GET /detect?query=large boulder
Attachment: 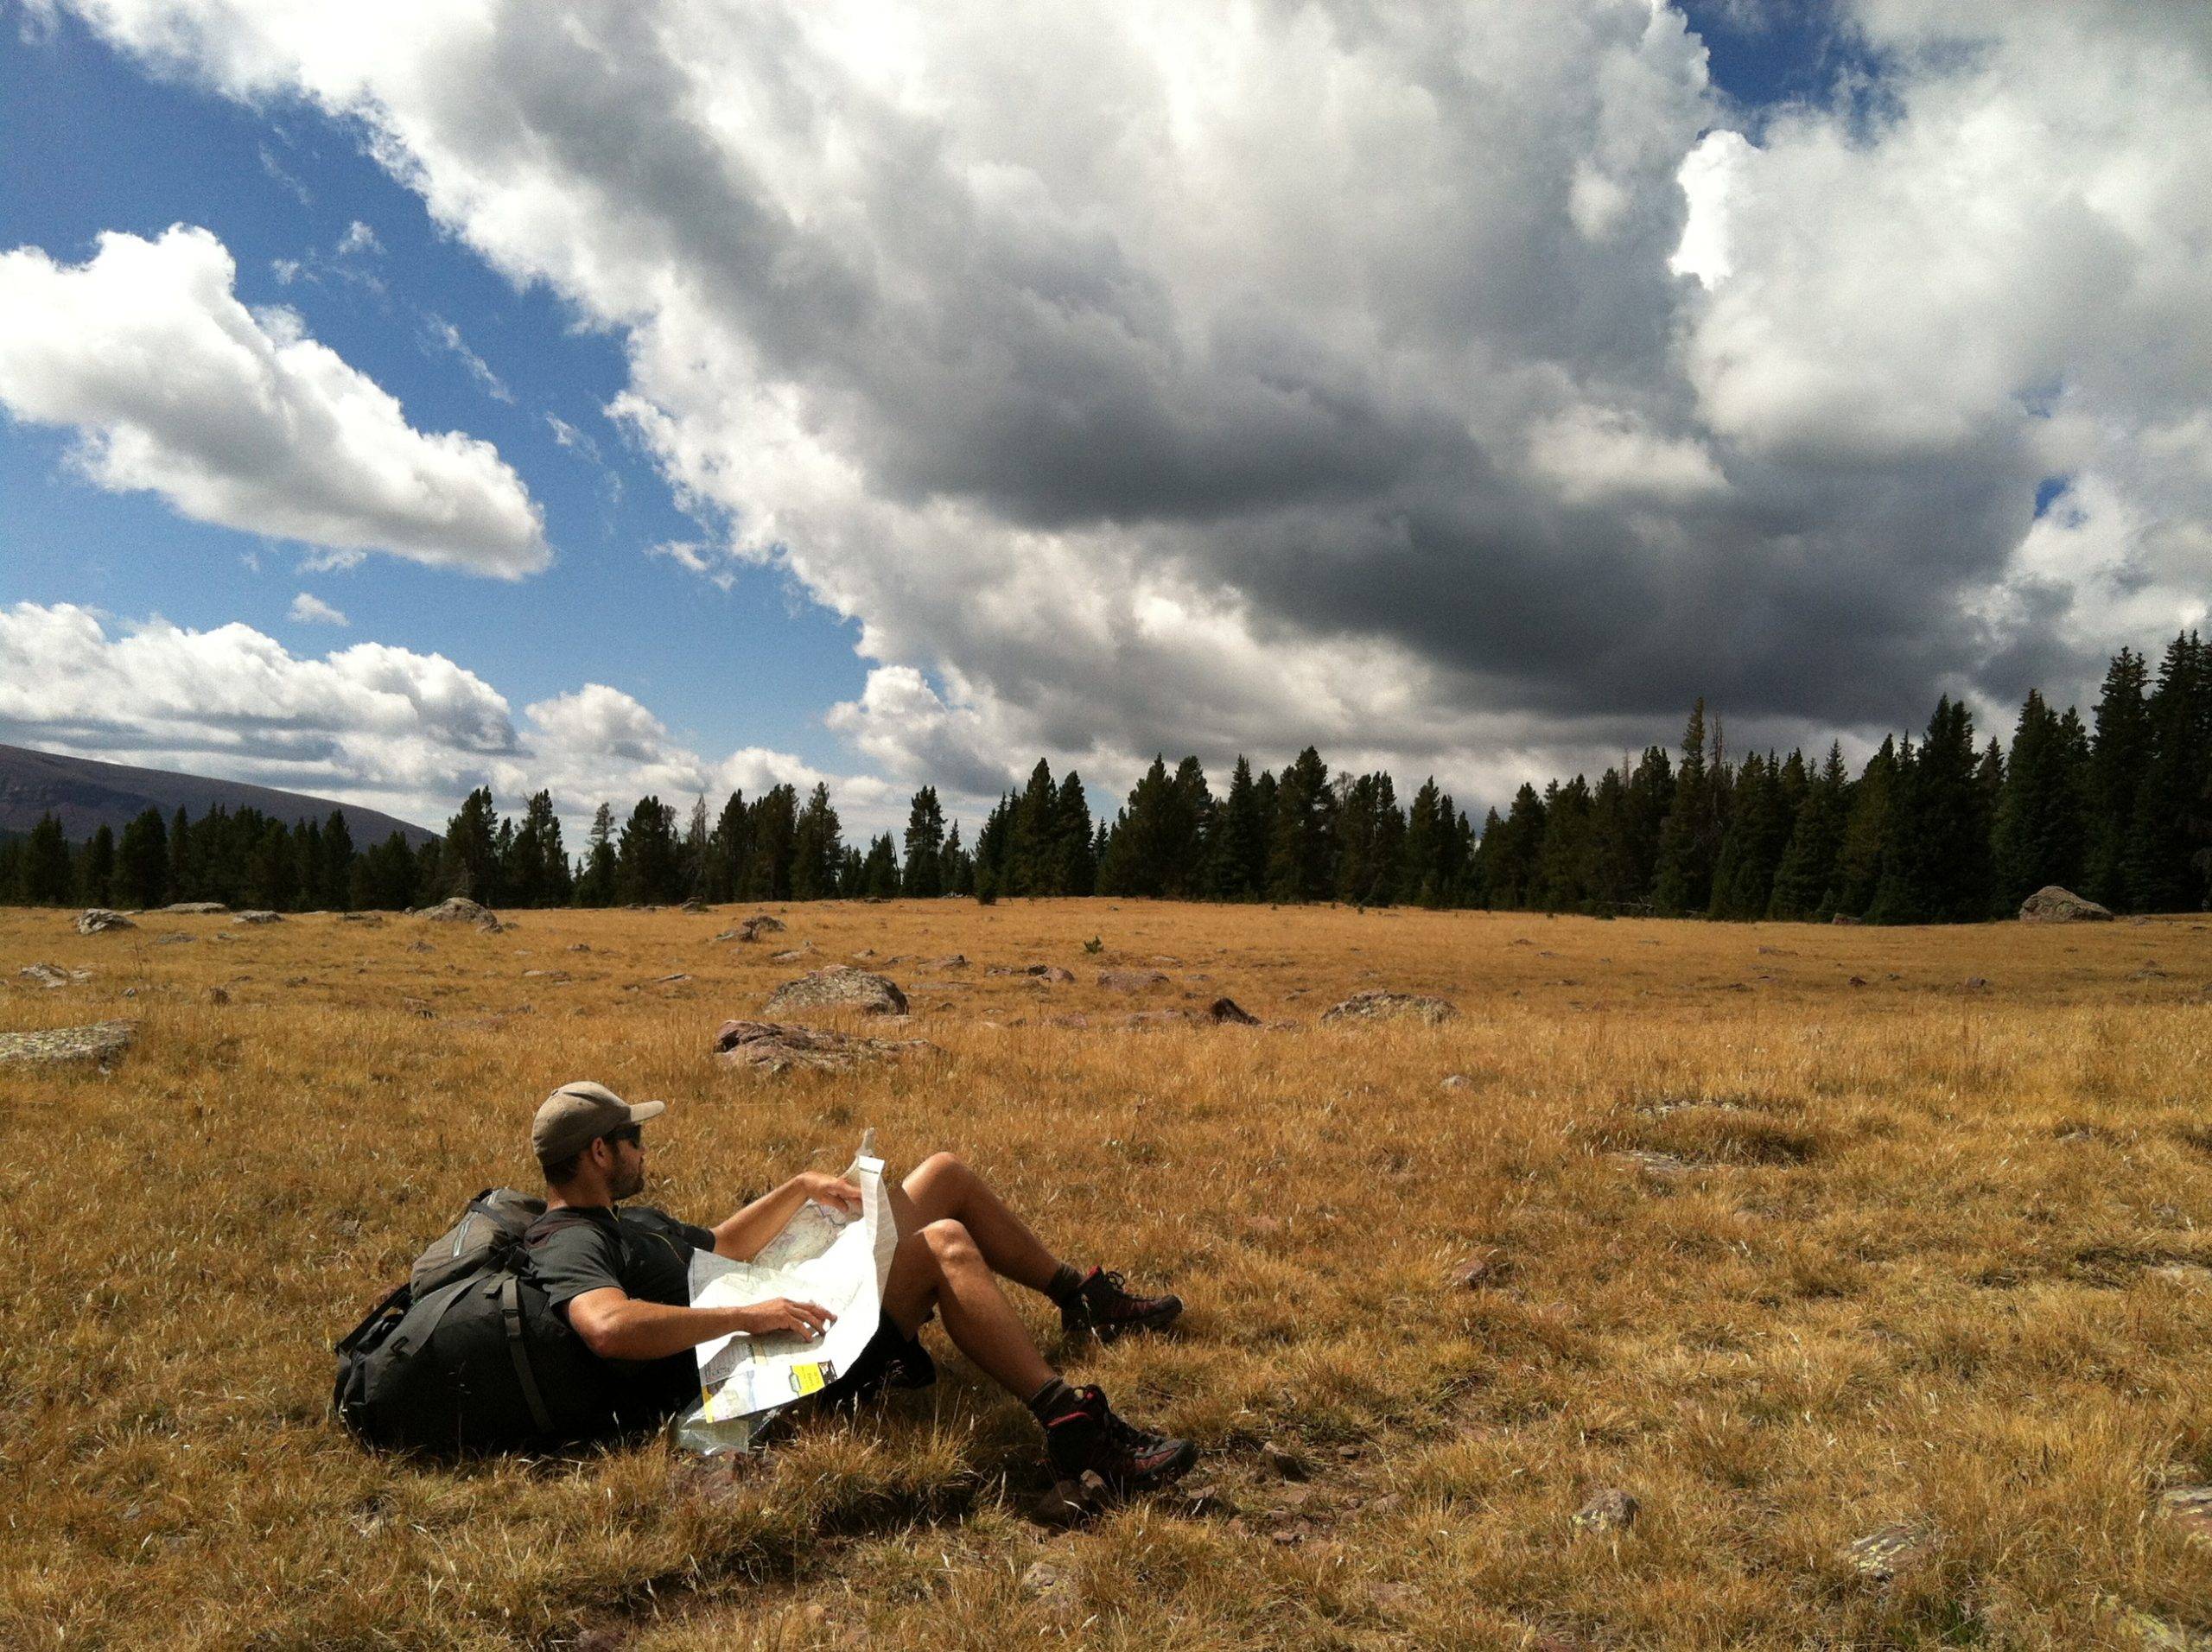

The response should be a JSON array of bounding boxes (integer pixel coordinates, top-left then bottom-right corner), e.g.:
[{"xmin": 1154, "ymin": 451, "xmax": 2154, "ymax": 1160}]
[
  {"xmin": 0, "ymin": 1020, "xmax": 134, "ymax": 1067},
  {"xmin": 232, "ymin": 910, "xmax": 283, "ymax": 925},
  {"xmin": 418, "ymin": 896, "xmax": 504, "ymax": 932},
  {"xmin": 1320, "ymin": 988, "xmax": 1459, "ymax": 1026},
  {"xmin": 156, "ymin": 901, "xmax": 228, "ymax": 915},
  {"xmin": 76, "ymin": 909, "xmax": 134, "ymax": 935},
  {"xmin": 714, "ymin": 1018, "xmax": 938, "ymax": 1074},
  {"xmin": 19, "ymin": 963, "xmax": 88, "ymax": 988},
  {"xmin": 734, "ymin": 913, "xmax": 787, "ymax": 943},
  {"xmin": 762, "ymin": 964, "xmax": 908, "ymax": 1017},
  {"xmin": 2019, "ymin": 885, "xmax": 2113, "ymax": 923}
]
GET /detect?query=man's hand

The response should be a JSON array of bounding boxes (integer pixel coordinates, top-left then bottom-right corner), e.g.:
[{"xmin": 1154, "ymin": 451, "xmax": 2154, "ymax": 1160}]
[
  {"xmin": 793, "ymin": 1172, "xmax": 863, "ymax": 1216},
  {"xmin": 735, "ymin": 1297, "xmax": 836, "ymax": 1340}
]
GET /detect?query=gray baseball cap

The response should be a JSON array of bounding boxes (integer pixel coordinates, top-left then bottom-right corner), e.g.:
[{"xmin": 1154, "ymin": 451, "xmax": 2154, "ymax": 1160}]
[{"xmin": 531, "ymin": 1080, "xmax": 667, "ymax": 1161}]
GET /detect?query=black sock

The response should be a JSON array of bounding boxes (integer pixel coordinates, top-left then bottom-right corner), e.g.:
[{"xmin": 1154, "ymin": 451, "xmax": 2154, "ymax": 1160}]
[
  {"xmin": 1045, "ymin": 1262, "xmax": 1084, "ymax": 1305},
  {"xmin": 1027, "ymin": 1376, "xmax": 1076, "ymax": 1423}
]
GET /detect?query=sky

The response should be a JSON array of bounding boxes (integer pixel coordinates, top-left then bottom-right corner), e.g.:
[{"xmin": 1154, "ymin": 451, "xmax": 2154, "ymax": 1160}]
[{"xmin": 2, "ymin": 0, "xmax": 2208, "ymax": 842}]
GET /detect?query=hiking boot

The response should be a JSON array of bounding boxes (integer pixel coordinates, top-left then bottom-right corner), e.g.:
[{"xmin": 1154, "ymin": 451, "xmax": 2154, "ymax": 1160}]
[
  {"xmin": 1041, "ymin": 1384, "xmax": 1198, "ymax": 1491},
  {"xmin": 1060, "ymin": 1267, "xmax": 1183, "ymax": 1344}
]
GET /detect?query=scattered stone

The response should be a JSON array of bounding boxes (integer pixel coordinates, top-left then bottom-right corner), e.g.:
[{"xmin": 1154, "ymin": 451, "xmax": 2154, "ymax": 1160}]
[
  {"xmin": 0, "ymin": 1020, "xmax": 135, "ymax": 1067},
  {"xmin": 653, "ymin": 973, "xmax": 692, "ymax": 985},
  {"xmin": 1963, "ymin": 976, "xmax": 1991, "ymax": 990},
  {"xmin": 1028, "ymin": 1471, "xmax": 1111, "ymax": 1533},
  {"xmin": 1847, "ymin": 975, "xmax": 1868, "ymax": 987},
  {"xmin": 2161, "ymin": 1485, "xmax": 2212, "ymax": 1542},
  {"xmin": 1320, "ymin": 989, "xmax": 1459, "ymax": 1026},
  {"xmin": 1262, "ymin": 1442, "xmax": 1310, "ymax": 1481},
  {"xmin": 734, "ymin": 913, "xmax": 787, "ymax": 943},
  {"xmin": 679, "ymin": 897, "xmax": 709, "ymax": 913},
  {"xmin": 521, "ymin": 969, "xmax": 569, "ymax": 981},
  {"xmin": 19, "ymin": 963, "xmax": 87, "ymax": 988},
  {"xmin": 1149, "ymin": 954, "xmax": 1184, "ymax": 966},
  {"xmin": 1440, "ymin": 1073, "xmax": 1473, "ymax": 1090},
  {"xmin": 157, "ymin": 901, "xmax": 228, "ymax": 915},
  {"xmin": 568, "ymin": 943, "xmax": 592, "ymax": 953},
  {"xmin": 1098, "ymin": 969, "xmax": 1169, "ymax": 992},
  {"xmin": 2150, "ymin": 1262, "xmax": 2212, "ymax": 1287},
  {"xmin": 769, "ymin": 948, "xmax": 806, "ymax": 963},
  {"xmin": 1179, "ymin": 1479, "xmax": 1240, "ymax": 1520},
  {"xmin": 2132, "ymin": 963, "xmax": 2169, "ymax": 981},
  {"xmin": 1831, "ymin": 914, "xmax": 1862, "ymax": 925},
  {"xmin": 2020, "ymin": 885, "xmax": 2113, "ymax": 922},
  {"xmin": 1123, "ymin": 1007, "xmax": 1200, "ymax": 1030},
  {"xmin": 2107, "ymin": 1604, "xmax": 2212, "ymax": 1651},
  {"xmin": 1045, "ymin": 1013, "xmax": 1091, "ymax": 1029},
  {"xmin": 418, "ymin": 896, "xmax": 503, "ymax": 932},
  {"xmin": 151, "ymin": 932, "xmax": 192, "ymax": 946},
  {"xmin": 232, "ymin": 910, "xmax": 283, "ymax": 925},
  {"xmin": 406, "ymin": 940, "xmax": 433, "ymax": 953},
  {"xmin": 206, "ymin": 987, "xmax": 230, "ymax": 1006},
  {"xmin": 76, "ymin": 908, "xmax": 134, "ymax": 935},
  {"xmin": 1020, "ymin": 1556, "xmax": 1081, "ymax": 1604},
  {"xmin": 851, "ymin": 949, "xmax": 876, "ymax": 960},
  {"xmin": 337, "ymin": 911, "xmax": 382, "ymax": 924},
  {"xmin": 1843, "ymin": 1522, "xmax": 1936, "ymax": 1581},
  {"xmin": 926, "ymin": 954, "xmax": 969, "ymax": 969},
  {"xmin": 1612, "ymin": 1149, "xmax": 1703, "ymax": 1178},
  {"xmin": 1572, "ymin": 1488, "xmax": 1639, "ymax": 1534},
  {"xmin": 1207, "ymin": 996, "xmax": 1260, "ymax": 1025},
  {"xmin": 1457, "ymin": 1247, "xmax": 1511, "ymax": 1288},
  {"xmin": 717, "ymin": 1020, "xmax": 943, "ymax": 1077}
]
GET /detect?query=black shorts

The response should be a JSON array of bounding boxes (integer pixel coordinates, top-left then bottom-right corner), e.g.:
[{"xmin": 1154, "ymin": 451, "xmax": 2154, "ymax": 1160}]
[{"xmin": 815, "ymin": 1315, "xmax": 937, "ymax": 1409}]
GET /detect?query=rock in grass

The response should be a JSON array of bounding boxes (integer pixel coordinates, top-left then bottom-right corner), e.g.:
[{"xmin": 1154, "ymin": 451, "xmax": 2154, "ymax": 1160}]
[
  {"xmin": 418, "ymin": 896, "xmax": 503, "ymax": 932},
  {"xmin": 2019, "ymin": 885, "xmax": 2113, "ymax": 922},
  {"xmin": 157, "ymin": 901, "xmax": 228, "ymax": 915},
  {"xmin": 1320, "ymin": 989, "xmax": 1458, "ymax": 1026},
  {"xmin": 19, "ymin": 963, "xmax": 87, "ymax": 988},
  {"xmin": 734, "ymin": 913, "xmax": 786, "ymax": 943},
  {"xmin": 1208, "ymin": 996, "xmax": 1260, "ymax": 1025},
  {"xmin": 1097, "ymin": 969, "xmax": 1169, "ymax": 992},
  {"xmin": 1572, "ymin": 1487, "xmax": 1638, "ymax": 1533},
  {"xmin": 0, "ymin": 1020, "xmax": 134, "ymax": 1067},
  {"xmin": 1262, "ymin": 1442, "xmax": 1310, "ymax": 1481},
  {"xmin": 232, "ymin": 910, "xmax": 283, "ymax": 925},
  {"xmin": 2161, "ymin": 1484, "xmax": 2212, "ymax": 1542},
  {"xmin": 76, "ymin": 908, "xmax": 134, "ymax": 934},
  {"xmin": 1457, "ymin": 1247, "xmax": 1511, "ymax": 1288},
  {"xmin": 715, "ymin": 1018, "xmax": 938, "ymax": 1072},
  {"xmin": 1843, "ymin": 1522, "xmax": 1936, "ymax": 1580}
]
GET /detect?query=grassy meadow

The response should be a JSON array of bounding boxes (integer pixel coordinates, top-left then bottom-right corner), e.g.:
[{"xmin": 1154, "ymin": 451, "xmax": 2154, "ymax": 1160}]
[{"xmin": 3, "ymin": 898, "xmax": 2210, "ymax": 1649}]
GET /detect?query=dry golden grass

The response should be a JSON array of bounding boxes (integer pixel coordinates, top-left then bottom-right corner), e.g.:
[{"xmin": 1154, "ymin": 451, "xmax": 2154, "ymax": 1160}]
[{"xmin": 3, "ymin": 899, "xmax": 2211, "ymax": 1649}]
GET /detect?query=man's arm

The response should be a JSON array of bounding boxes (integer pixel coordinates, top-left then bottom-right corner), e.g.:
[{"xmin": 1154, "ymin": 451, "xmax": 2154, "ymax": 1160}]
[
  {"xmin": 564, "ymin": 1287, "xmax": 836, "ymax": 1362},
  {"xmin": 711, "ymin": 1172, "xmax": 862, "ymax": 1261}
]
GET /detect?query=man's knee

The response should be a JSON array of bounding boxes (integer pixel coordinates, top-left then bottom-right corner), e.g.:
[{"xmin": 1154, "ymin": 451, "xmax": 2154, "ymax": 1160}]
[
  {"xmin": 920, "ymin": 1217, "xmax": 981, "ymax": 1270},
  {"xmin": 909, "ymin": 1150, "xmax": 967, "ymax": 1186}
]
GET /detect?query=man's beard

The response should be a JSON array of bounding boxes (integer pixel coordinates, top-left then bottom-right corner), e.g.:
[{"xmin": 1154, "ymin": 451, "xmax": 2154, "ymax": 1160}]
[{"xmin": 611, "ymin": 1159, "xmax": 645, "ymax": 1201}]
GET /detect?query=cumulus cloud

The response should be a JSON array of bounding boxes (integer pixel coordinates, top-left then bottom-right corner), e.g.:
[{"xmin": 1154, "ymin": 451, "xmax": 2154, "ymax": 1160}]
[
  {"xmin": 0, "ymin": 224, "xmax": 550, "ymax": 577},
  {"xmin": 0, "ymin": 601, "xmax": 890, "ymax": 834},
  {"xmin": 287, "ymin": 591, "xmax": 348, "ymax": 626},
  {"xmin": 41, "ymin": 0, "xmax": 2212, "ymax": 806}
]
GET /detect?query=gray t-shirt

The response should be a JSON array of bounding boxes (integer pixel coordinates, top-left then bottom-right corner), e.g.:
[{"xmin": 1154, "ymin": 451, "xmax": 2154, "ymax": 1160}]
[{"xmin": 523, "ymin": 1204, "xmax": 718, "ymax": 1416}]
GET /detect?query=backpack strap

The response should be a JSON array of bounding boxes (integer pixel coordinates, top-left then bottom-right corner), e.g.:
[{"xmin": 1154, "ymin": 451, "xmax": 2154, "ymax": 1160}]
[
  {"xmin": 497, "ymin": 1273, "xmax": 556, "ymax": 1436},
  {"xmin": 334, "ymin": 1280, "xmax": 413, "ymax": 1357}
]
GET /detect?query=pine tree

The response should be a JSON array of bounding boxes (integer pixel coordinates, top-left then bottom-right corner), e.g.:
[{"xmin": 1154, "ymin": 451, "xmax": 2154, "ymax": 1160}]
[
  {"xmin": 680, "ymin": 796, "xmax": 711, "ymax": 899},
  {"xmin": 1993, "ymin": 690, "xmax": 2090, "ymax": 909},
  {"xmin": 744, "ymin": 785, "xmax": 799, "ymax": 900},
  {"xmin": 442, "ymin": 787, "xmax": 502, "ymax": 902},
  {"xmin": 901, "ymin": 786, "xmax": 945, "ymax": 897},
  {"xmin": 616, "ymin": 797, "xmax": 682, "ymax": 904},
  {"xmin": 1056, "ymin": 772, "xmax": 1096, "ymax": 895},
  {"xmin": 1533, "ymin": 777, "xmax": 1590, "ymax": 912},
  {"xmin": 1707, "ymin": 753, "xmax": 1789, "ymax": 919},
  {"xmin": 575, "ymin": 804, "xmax": 619, "ymax": 905},
  {"xmin": 117, "ymin": 807, "xmax": 169, "ymax": 910},
  {"xmin": 861, "ymin": 832, "xmax": 901, "ymax": 897},
  {"xmin": 1872, "ymin": 697, "xmax": 1993, "ymax": 923},
  {"xmin": 2123, "ymin": 632, "xmax": 2212, "ymax": 912},
  {"xmin": 2085, "ymin": 647, "xmax": 2152, "ymax": 907},
  {"xmin": 791, "ymin": 784, "xmax": 843, "ymax": 899},
  {"xmin": 941, "ymin": 822, "xmax": 973, "ymax": 895},
  {"xmin": 707, "ymin": 791, "xmax": 750, "ymax": 902},
  {"xmin": 1266, "ymin": 747, "xmax": 1335, "ymax": 902},
  {"xmin": 1769, "ymin": 743, "xmax": 1849, "ymax": 918},
  {"xmin": 1653, "ymin": 701, "xmax": 1719, "ymax": 915},
  {"xmin": 23, "ymin": 813, "xmax": 71, "ymax": 904},
  {"xmin": 1831, "ymin": 738, "xmax": 1899, "ymax": 918},
  {"xmin": 77, "ymin": 824, "xmax": 116, "ymax": 906}
]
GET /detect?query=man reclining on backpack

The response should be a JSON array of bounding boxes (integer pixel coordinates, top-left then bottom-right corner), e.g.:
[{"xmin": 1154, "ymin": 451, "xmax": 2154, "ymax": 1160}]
[{"xmin": 522, "ymin": 1081, "xmax": 1196, "ymax": 1490}]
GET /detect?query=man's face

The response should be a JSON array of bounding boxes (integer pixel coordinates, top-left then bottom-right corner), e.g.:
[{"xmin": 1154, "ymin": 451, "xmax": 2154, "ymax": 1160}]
[{"xmin": 605, "ymin": 1127, "xmax": 647, "ymax": 1200}]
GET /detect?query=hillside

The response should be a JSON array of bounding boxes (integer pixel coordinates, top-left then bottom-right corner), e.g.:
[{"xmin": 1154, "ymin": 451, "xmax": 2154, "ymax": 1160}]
[{"xmin": 0, "ymin": 742, "xmax": 435, "ymax": 846}]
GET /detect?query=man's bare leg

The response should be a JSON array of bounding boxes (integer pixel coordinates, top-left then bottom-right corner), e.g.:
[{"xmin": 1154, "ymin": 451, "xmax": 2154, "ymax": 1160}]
[
  {"xmin": 887, "ymin": 1153, "xmax": 1063, "ymax": 1296},
  {"xmin": 880, "ymin": 1217, "xmax": 1056, "ymax": 1396}
]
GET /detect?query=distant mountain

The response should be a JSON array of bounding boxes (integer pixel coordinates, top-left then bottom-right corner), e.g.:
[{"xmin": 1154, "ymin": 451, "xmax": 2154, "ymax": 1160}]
[{"xmin": 0, "ymin": 743, "xmax": 438, "ymax": 847}]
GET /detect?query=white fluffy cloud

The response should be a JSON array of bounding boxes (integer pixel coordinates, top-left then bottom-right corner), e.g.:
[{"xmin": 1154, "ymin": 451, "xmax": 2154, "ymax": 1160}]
[
  {"xmin": 287, "ymin": 591, "xmax": 348, "ymax": 626},
  {"xmin": 36, "ymin": 0, "xmax": 2212, "ymax": 810},
  {"xmin": 0, "ymin": 225, "xmax": 550, "ymax": 577},
  {"xmin": 0, "ymin": 602, "xmax": 888, "ymax": 834}
]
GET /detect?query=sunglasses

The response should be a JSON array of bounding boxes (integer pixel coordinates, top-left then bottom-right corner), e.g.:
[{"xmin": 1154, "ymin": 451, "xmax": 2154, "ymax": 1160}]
[{"xmin": 604, "ymin": 1123, "xmax": 644, "ymax": 1149}]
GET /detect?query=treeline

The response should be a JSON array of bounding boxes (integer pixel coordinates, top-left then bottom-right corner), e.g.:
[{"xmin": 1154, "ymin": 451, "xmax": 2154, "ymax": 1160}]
[{"xmin": 6, "ymin": 632, "xmax": 2209, "ymax": 920}]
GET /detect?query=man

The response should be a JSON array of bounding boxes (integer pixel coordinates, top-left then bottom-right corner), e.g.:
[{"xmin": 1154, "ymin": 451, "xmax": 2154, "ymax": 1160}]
[{"xmin": 522, "ymin": 1081, "xmax": 1196, "ymax": 1490}]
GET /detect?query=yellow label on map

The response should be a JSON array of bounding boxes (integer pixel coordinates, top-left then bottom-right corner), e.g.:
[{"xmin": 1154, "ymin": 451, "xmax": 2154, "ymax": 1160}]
[{"xmin": 791, "ymin": 1362, "xmax": 828, "ymax": 1396}]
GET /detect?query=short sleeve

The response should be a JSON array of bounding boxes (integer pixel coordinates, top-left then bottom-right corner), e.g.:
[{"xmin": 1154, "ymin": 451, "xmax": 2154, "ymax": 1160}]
[{"xmin": 524, "ymin": 1218, "xmax": 627, "ymax": 1313}]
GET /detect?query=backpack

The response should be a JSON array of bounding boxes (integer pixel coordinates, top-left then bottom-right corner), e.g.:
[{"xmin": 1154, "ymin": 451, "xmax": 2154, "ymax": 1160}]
[{"xmin": 333, "ymin": 1190, "xmax": 619, "ymax": 1456}]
